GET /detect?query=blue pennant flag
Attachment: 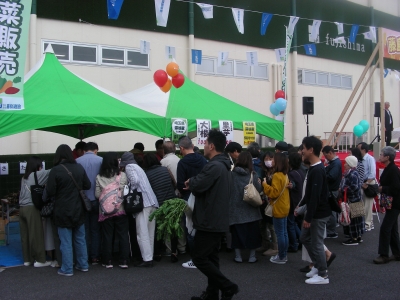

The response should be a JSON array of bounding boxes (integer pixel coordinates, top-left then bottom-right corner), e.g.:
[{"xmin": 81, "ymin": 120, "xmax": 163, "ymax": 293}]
[
  {"xmin": 260, "ymin": 13, "xmax": 273, "ymax": 36},
  {"xmin": 107, "ymin": 0, "xmax": 124, "ymax": 20},
  {"xmin": 304, "ymin": 44, "xmax": 317, "ymax": 56},
  {"xmin": 349, "ymin": 25, "xmax": 359, "ymax": 43},
  {"xmin": 191, "ymin": 49, "xmax": 202, "ymax": 65},
  {"xmin": 384, "ymin": 69, "xmax": 389, "ymax": 78}
]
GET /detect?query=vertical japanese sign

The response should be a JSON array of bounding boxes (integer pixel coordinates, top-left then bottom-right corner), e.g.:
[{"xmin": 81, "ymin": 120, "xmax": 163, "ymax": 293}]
[
  {"xmin": 19, "ymin": 161, "xmax": 26, "ymax": 174},
  {"xmin": 171, "ymin": 118, "xmax": 188, "ymax": 145},
  {"xmin": 196, "ymin": 119, "xmax": 210, "ymax": 147},
  {"xmin": 243, "ymin": 121, "xmax": 256, "ymax": 146},
  {"xmin": 382, "ymin": 28, "xmax": 400, "ymax": 61},
  {"xmin": 0, "ymin": 0, "xmax": 32, "ymax": 111},
  {"xmin": 219, "ymin": 120, "xmax": 233, "ymax": 145},
  {"xmin": 0, "ymin": 162, "xmax": 8, "ymax": 175}
]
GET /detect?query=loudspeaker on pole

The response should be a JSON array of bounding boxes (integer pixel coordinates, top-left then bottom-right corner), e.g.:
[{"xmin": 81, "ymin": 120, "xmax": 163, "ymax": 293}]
[
  {"xmin": 302, "ymin": 97, "xmax": 314, "ymax": 115},
  {"xmin": 374, "ymin": 102, "xmax": 380, "ymax": 118}
]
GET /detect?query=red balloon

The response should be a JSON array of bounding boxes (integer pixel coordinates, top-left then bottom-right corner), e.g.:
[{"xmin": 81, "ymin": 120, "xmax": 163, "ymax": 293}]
[
  {"xmin": 172, "ymin": 73, "xmax": 185, "ymax": 88},
  {"xmin": 275, "ymin": 90, "xmax": 285, "ymax": 99},
  {"xmin": 153, "ymin": 70, "xmax": 168, "ymax": 87}
]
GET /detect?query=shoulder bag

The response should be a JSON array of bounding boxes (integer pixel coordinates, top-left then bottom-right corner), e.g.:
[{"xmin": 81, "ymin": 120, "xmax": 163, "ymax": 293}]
[
  {"xmin": 338, "ymin": 188, "xmax": 351, "ymax": 226},
  {"xmin": 40, "ymin": 188, "xmax": 54, "ymax": 218},
  {"xmin": 364, "ymin": 182, "xmax": 379, "ymax": 198},
  {"xmin": 243, "ymin": 172, "xmax": 262, "ymax": 207},
  {"xmin": 123, "ymin": 183, "xmax": 144, "ymax": 214},
  {"xmin": 380, "ymin": 193, "xmax": 393, "ymax": 210},
  {"xmin": 264, "ymin": 175, "xmax": 288, "ymax": 217},
  {"xmin": 60, "ymin": 164, "xmax": 92, "ymax": 212},
  {"xmin": 28, "ymin": 172, "xmax": 46, "ymax": 210}
]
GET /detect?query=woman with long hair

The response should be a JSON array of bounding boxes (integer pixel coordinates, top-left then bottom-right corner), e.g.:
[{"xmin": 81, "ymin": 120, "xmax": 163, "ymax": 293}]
[
  {"xmin": 19, "ymin": 156, "xmax": 51, "ymax": 267},
  {"xmin": 229, "ymin": 151, "xmax": 262, "ymax": 263},
  {"xmin": 95, "ymin": 152, "xmax": 129, "ymax": 269},
  {"xmin": 46, "ymin": 144, "xmax": 91, "ymax": 276},
  {"xmin": 262, "ymin": 152, "xmax": 290, "ymax": 264}
]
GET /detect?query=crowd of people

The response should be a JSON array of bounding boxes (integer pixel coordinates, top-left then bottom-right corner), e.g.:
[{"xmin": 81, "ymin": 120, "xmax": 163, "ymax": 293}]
[{"xmin": 18, "ymin": 130, "xmax": 400, "ymax": 299}]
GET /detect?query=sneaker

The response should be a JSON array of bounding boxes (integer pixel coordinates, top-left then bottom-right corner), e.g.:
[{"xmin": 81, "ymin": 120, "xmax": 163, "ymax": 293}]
[
  {"xmin": 91, "ymin": 258, "xmax": 100, "ymax": 265},
  {"xmin": 57, "ymin": 270, "xmax": 73, "ymax": 277},
  {"xmin": 248, "ymin": 257, "xmax": 257, "ymax": 263},
  {"xmin": 191, "ymin": 291, "xmax": 219, "ymax": 300},
  {"xmin": 34, "ymin": 261, "xmax": 51, "ymax": 267},
  {"xmin": 102, "ymin": 260, "xmax": 113, "ymax": 269},
  {"xmin": 182, "ymin": 260, "xmax": 197, "ymax": 269},
  {"xmin": 342, "ymin": 239, "xmax": 359, "ymax": 246},
  {"xmin": 365, "ymin": 227, "xmax": 372, "ymax": 232},
  {"xmin": 50, "ymin": 260, "xmax": 59, "ymax": 268},
  {"xmin": 357, "ymin": 237, "xmax": 363, "ymax": 243},
  {"xmin": 75, "ymin": 266, "xmax": 89, "ymax": 272},
  {"xmin": 270, "ymin": 255, "xmax": 286, "ymax": 264},
  {"xmin": 119, "ymin": 261, "xmax": 128, "ymax": 269},
  {"xmin": 373, "ymin": 255, "xmax": 391, "ymax": 264},
  {"xmin": 300, "ymin": 265, "xmax": 312, "ymax": 273},
  {"xmin": 221, "ymin": 284, "xmax": 239, "ymax": 300},
  {"xmin": 306, "ymin": 267, "xmax": 318, "ymax": 278},
  {"xmin": 326, "ymin": 233, "xmax": 338, "ymax": 239},
  {"xmin": 23, "ymin": 262, "xmax": 31, "ymax": 267},
  {"xmin": 305, "ymin": 274, "xmax": 329, "ymax": 284}
]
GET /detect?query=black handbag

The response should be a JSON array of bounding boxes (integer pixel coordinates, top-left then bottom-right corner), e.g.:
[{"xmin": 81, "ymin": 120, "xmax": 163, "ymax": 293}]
[
  {"xmin": 60, "ymin": 164, "xmax": 92, "ymax": 212},
  {"xmin": 328, "ymin": 191, "xmax": 342, "ymax": 213},
  {"xmin": 40, "ymin": 188, "xmax": 54, "ymax": 218},
  {"xmin": 364, "ymin": 183, "xmax": 379, "ymax": 198},
  {"xmin": 123, "ymin": 184, "xmax": 144, "ymax": 214},
  {"xmin": 29, "ymin": 172, "xmax": 45, "ymax": 210}
]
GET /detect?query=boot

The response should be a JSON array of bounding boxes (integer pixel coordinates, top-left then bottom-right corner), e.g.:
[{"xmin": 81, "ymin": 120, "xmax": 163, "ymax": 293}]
[{"xmin": 263, "ymin": 243, "xmax": 278, "ymax": 256}]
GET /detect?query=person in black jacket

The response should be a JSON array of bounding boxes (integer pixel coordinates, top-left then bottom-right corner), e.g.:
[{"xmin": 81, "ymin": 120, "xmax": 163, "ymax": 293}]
[
  {"xmin": 185, "ymin": 129, "xmax": 239, "ymax": 300},
  {"xmin": 46, "ymin": 144, "xmax": 91, "ymax": 276},
  {"xmin": 299, "ymin": 136, "xmax": 331, "ymax": 285},
  {"xmin": 374, "ymin": 146, "xmax": 400, "ymax": 264},
  {"xmin": 384, "ymin": 102, "xmax": 394, "ymax": 146}
]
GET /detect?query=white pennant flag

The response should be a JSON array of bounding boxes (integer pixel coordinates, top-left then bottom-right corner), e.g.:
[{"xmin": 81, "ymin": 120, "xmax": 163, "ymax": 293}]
[
  {"xmin": 275, "ymin": 48, "xmax": 286, "ymax": 62},
  {"xmin": 165, "ymin": 46, "xmax": 176, "ymax": 60},
  {"xmin": 197, "ymin": 3, "xmax": 213, "ymax": 19},
  {"xmin": 363, "ymin": 26, "xmax": 377, "ymax": 43},
  {"xmin": 218, "ymin": 51, "xmax": 229, "ymax": 67},
  {"xmin": 154, "ymin": 0, "xmax": 171, "ymax": 27},
  {"xmin": 232, "ymin": 8, "xmax": 244, "ymax": 34},
  {"xmin": 395, "ymin": 70, "xmax": 400, "ymax": 81},
  {"xmin": 287, "ymin": 16, "xmax": 299, "ymax": 36},
  {"xmin": 333, "ymin": 36, "xmax": 346, "ymax": 45},
  {"xmin": 334, "ymin": 22, "xmax": 344, "ymax": 35},
  {"xmin": 140, "ymin": 40, "xmax": 150, "ymax": 54},
  {"xmin": 246, "ymin": 51, "xmax": 258, "ymax": 66},
  {"xmin": 310, "ymin": 20, "xmax": 321, "ymax": 42}
]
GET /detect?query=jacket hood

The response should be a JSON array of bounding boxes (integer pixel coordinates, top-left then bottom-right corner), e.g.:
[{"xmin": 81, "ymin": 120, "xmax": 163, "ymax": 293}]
[
  {"xmin": 211, "ymin": 153, "xmax": 231, "ymax": 170},
  {"xmin": 182, "ymin": 152, "xmax": 206, "ymax": 167},
  {"xmin": 233, "ymin": 167, "xmax": 249, "ymax": 175}
]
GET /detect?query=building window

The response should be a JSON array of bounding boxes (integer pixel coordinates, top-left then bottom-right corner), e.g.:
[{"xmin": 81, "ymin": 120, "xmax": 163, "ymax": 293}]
[
  {"xmin": 196, "ymin": 57, "xmax": 268, "ymax": 80},
  {"xmin": 42, "ymin": 40, "xmax": 150, "ymax": 69},
  {"xmin": 299, "ymin": 69, "xmax": 352, "ymax": 89}
]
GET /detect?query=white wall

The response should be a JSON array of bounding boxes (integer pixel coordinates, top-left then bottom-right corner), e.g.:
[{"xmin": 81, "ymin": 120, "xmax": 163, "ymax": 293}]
[{"xmin": 347, "ymin": 0, "xmax": 400, "ymax": 17}]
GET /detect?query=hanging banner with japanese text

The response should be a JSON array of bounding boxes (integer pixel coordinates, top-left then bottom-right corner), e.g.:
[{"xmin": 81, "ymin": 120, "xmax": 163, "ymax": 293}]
[
  {"xmin": 0, "ymin": 0, "xmax": 32, "ymax": 111},
  {"xmin": 382, "ymin": 28, "xmax": 400, "ymax": 61},
  {"xmin": 196, "ymin": 119, "xmax": 211, "ymax": 147},
  {"xmin": 154, "ymin": 0, "xmax": 171, "ymax": 27},
  {"xmin": 171, "ymin": 118, "xmax": 188, "ymax": 145},
  {"xmin": 0, "ymin": 163, "xmax": 9, "ymax": 175},
  {"xmin": 19, "ymin": 161, "xmax": 26, "ymax": 174},
  {"xmin": 219, "ymin": 120, "xmax": 234, "ymax": 145},
  {"xmin": 243, "ymin": 121, "xmax": 256, "ymax": 146}
]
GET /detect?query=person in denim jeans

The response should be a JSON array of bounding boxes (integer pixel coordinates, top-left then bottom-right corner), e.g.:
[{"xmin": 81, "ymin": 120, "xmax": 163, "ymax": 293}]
[
  {"xmin": 46, "ymin": 144, "xmax": 91, "ymax": 276},
  {"xmin": 262, "ymin": 152, "xmax": 290, "ymax": 264}
]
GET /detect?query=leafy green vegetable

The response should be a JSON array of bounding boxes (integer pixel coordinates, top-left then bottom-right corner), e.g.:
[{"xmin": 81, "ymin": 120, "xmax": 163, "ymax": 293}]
[
  {"xmin": 13, "ymin": 77, "xmax": 21, "ymax": 83},
  {"xmin": 0, "ymin": 77, "xmax": 6, "ymax": 88},
  {"xmin": 149, "ymin": 198, "xmax": 187, "ymax": 241}
]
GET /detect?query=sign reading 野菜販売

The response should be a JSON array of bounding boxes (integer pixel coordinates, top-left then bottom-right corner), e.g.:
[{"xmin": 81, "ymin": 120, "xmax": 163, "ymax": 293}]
[
  {"xmin": 219, "ymin": 120, "xmax": 233, "ymax": 145},
  {"xmin": 0, "ymin": 0, "xmax": 32, "ymax": 111},
  {"xmin": 382, "ymin": 28, "xmax": 400, "ymax": 61},
  {"xmin": 243, "ymin": 121, "xmax": 256, "ymax": 146},
  {"xmin": 196, "ymin": 119, "xmax": 211, "ymax": 147},
  {"xmin": 171, "ymin": 118, "xmax": 188, "ymax": 145}
]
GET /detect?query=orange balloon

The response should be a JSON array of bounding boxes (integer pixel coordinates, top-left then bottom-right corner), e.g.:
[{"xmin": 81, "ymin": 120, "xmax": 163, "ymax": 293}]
[
  {"xmin": 166, "ymin": 62, "xmax": 179, "ymax": 77},
  {"xmin": 160, "ymin": 78, "xmax": 172, "ymax": 93}
]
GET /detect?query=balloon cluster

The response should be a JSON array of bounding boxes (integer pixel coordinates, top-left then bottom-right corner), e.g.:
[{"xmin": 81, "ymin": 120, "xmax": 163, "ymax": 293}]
[
  {"xmin": 269, "ymin": 90, "xmax": 287, "ymax": 116},
  {"xmin": 353, "ymin": 120, "xmax": 370, "ymax": 137},
  {"xmin": 153, "ymin": 62, "xmax": 185, "ymax": 93}
]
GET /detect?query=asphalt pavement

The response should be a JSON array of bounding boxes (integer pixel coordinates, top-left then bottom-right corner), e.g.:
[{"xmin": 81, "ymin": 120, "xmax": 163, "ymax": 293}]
[{"xmin": 1, "ymin": 214, "xmax": 400, "ymax": 300}]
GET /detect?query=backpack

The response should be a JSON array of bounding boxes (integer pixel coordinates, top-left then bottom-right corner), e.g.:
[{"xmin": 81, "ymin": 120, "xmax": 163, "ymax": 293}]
[{"xmin": 99, "ymin": 174, "xmax": 123, "ymax": 215}]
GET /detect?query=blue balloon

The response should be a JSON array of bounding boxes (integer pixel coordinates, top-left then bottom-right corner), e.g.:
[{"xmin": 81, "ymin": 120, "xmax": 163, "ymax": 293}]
[
  {"xmin": 353, "ymin": 125, "xmax": 364, "ymax": 137},
  {"xmin": 275, "ymin": 98, "xmax": 287, "ymax": 111},
  {"xmin": 269, "ymin": 103, "xmax": 280, "ymax": 116},
  {"xmin": 359, "ymin": 120, "xmax": 369, "ymax": 133}
]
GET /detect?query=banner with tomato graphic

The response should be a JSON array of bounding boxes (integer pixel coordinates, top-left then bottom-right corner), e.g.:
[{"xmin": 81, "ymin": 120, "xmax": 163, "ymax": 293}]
[
  {"xmin": 0, "ymin": 0, "xmax": 32, "ymax": 110},
  {"xmin": 382, "ymin": 28, "xmax": 400, "ymax": 62}
]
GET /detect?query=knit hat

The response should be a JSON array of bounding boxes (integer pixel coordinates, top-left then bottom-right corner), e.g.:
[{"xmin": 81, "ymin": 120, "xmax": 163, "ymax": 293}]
[
  {"xmin": 275, "ymin": 141, "xmax": 288, "ymax": 152},
  {"xmin": 345, "ymin": 156, "xmax": 358, "ymax": 168},
  {"xmin": 119, "ymin": 152, "xmax": 137, "ymax": 167}
]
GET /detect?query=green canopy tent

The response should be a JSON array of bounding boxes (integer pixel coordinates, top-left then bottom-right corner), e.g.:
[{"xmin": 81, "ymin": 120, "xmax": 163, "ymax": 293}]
[
  {"xmin": 0, "ymin": 49, "xmax": 165, "ymax": 139},
  {"xmin": 122, "ymin": 74, "xmax": 284, "ymax": 140}
]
